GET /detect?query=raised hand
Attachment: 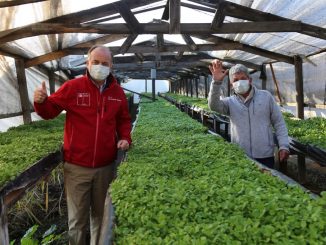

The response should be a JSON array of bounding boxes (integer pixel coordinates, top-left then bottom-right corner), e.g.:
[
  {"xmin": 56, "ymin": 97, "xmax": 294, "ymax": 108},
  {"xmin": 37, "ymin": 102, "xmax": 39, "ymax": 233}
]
[
  {"xmin": 34, "ymin": 81, "xmax": 48, "ymax": 103},
  {"xmin": 209, "ymin": 59, "xmax": 229, "ymax": 82}
]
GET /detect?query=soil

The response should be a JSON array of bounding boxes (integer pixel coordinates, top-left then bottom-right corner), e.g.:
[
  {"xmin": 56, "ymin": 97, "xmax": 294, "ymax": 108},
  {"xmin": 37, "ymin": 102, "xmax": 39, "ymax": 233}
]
[{"xmin": 8, "ymin": 177, "xmax": 69, "ymax": 244}]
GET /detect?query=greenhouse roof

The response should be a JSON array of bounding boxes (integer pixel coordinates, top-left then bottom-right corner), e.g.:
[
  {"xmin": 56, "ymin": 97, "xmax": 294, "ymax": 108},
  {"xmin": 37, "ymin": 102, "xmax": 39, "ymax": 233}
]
[{"xmin": 0, "ymin": 0, "xmax": 325, "ymax": 80}]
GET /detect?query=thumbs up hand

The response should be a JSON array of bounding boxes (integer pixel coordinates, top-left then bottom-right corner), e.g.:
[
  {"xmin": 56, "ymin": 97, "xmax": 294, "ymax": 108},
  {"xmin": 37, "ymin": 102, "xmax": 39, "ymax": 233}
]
[{"xmin": 34, "ymin": 81, "xmax": 48, "ymax": 103}]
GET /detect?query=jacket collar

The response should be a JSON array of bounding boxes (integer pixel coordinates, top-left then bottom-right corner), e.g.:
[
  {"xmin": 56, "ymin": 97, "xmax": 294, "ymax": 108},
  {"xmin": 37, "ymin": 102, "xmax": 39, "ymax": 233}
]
[
  {"xmin": 85, "ymin": 70, "xmax": 117, "ymax": 91},
  {"xmin": 236, "ymin": 85, "xmax": 256, "ymax": 104}
]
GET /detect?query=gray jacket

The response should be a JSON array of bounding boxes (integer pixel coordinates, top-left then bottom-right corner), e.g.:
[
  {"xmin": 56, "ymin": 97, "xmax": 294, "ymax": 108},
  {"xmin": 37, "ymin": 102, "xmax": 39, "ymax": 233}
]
[{"xmin": 208, "ymin": 82, "xmax": 289, "ymax": 158}]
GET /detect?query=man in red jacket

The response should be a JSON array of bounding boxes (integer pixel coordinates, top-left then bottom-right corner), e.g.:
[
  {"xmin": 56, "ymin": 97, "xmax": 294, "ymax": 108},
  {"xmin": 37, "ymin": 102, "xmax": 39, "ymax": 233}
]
[{"xmin": 34, "ymin": 45, "xmax": 131, "ymax": 245}]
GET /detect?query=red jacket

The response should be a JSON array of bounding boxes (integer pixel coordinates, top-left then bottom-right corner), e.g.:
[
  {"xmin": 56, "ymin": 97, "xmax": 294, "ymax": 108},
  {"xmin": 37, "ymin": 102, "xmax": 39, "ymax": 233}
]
[{"xmin": 34, "ymin": 74, "xmax": 132, "ymax": 168}]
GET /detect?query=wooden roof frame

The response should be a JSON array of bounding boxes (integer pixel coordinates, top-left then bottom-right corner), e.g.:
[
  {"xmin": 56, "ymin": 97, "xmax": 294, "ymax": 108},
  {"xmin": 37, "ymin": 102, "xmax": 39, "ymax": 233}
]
[
  {"xmin": 0, "ymin": 0, "xmax": 324, "ymax": 120},
  {"xmin": 0, "ymin": 0, "xmax": 324, "ymax": 80}
]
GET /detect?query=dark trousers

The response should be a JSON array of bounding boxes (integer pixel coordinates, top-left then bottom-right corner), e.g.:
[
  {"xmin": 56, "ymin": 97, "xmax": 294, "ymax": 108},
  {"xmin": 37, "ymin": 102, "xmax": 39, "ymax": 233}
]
[{"xmin": 254, "ymin": 157, "xmax": 275, "ymax": 169}]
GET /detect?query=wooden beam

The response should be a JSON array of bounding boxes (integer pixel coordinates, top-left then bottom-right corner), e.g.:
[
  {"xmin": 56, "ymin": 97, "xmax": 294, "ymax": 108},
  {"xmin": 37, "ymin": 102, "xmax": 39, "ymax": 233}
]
[
  {"xmin": 0, "ymin": 0, "xmax": 47, "ymax": 8},
  {"xmin": 294, "ymin": 55, "xmax": 304, "ymax": 119},
  {"xmin": 113, "ymin": 60, "xmax": 207, "ymax": 70},
  {"xmin": 175, "ymin": 51, "xmax": 184, "ymax": 60},
  {"xmin": 0, "ymin": 21, "xmax": 308, "ymax": 44},
  {"xmin": 221, "ymin": 58, "xmax": 261, "ymax": 70},
  {"xmin": 25, "ymin": 34, "xmax": 127, "ymax": 67},
  {"xmin": 307, "ymin": 48, "xmax": 326, "ymax": 58},
  {"xmin": 114, "ymin": 53, "xmax": 214, "ymax": 64},
  {"xmin": 260, "ymin": 64, "xmax": 267, "ymax": 90},
  {"xmin": 220, "ymin": 1, "xmax": 326, "ymax": 40},
  {"xmin": 204, "ymin": 76, "xmax": 208, "ymax": 98},
  {"xmin": 156, "ymin": 34, "xmax": 164, "ymax": 52},
  {"xmin": 169, "ymin": 0, "xmax": 180, "ymax": 34},
  {"xmin": 155, "ymin": 51, "xmax": 161, "ymax": 64},
  {"xmin": 269, "ymin": 63, "xmax": 282, "ymax": 104},
  {"xmin": 0, "ymin": 111, "xmax": 24, "ymax": 119},
  {"xmin": 27, "ymin": 38, "xmax": 293, "ymax": 72},
  {"xmin": 48, "ymin": 69, "xmax": 55, "ymax": 94},
  {"xmin": 110, "ymin": 43, "xmax": 241, "ymax": 55},
  {"xmin": 0, "ymin": 151, "xmax": 62, "ymax": 209},
  {"xmin": 15, "ymin": 59, "xmax": 32, "ymax": 124},
  {"xmin": 211, "ymin": 1, "xmax": 227, "ymax": 29},
  {"xmin": 119, "ymin": 34, "xmax": 138, "ymax": 55},
  {"xmin": 25, "ymin": 49, "xmax": 84, "ymax": 68},
  {"xmin": 162, "ymin": 0, "xmax": 170, "ymax": 20},
  {"xmin": 87, "ymin": 4, "xmax": 166, "ymax": 24},
  {"xmin": 135, "ymin": 53, "xmax": 144, "ymax": 62},
  {"xmin": 187, "ymin": 0, "xmax": 217, "ymax": 9},
  {"xmin": 193, "ymin": 34, "xmax": 294, "ymax": 64},
  {"xmin": 73, "ymin": 34, "xmax": 127, "ymax": 48},
  {"xmin": 181, "ymin": 34, "xmax": 197, "ymax": 51},
  {"xmin": 181, "ymin": 2, "xmax": 215, "ymax": 13},
  {"xmin": 57, "ymin": 34, "xmax": 64, "ymax": 50},
  {"xmin": 113, "ymin": 1, "xmax": 141, "ymax": 33},
  {"xmin": 0, "ymin": 48, "xmax": 24, "ymax": 59},
  {"xmin": 244, "ymin": 45, "xmax": 294, "ymax": 64},
  {"xmin": 187, "ymin": 0, "xmax": 326, "ymax": 40},
  {"xmin": 46, "ymin": 0, "xmax": 61, "ymax": 69},
  {"xmin": 301, "ymin": 25, "xmax": 326, "ymax": 40},
  {"xmin": 45, "ymin": 0, "xmax": 161, "ymax": 24},
  {"xmin": 27, "ymin": 43, "xmax": 238, "ymax": 68}
]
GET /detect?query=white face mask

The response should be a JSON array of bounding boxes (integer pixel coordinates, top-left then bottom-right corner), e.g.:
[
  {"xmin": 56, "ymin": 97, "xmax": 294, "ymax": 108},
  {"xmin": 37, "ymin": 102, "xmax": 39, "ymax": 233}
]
[
  {"xmin": 89, "ymin": 64, "xmax": 110, "ymax": 81},
  {"xmin": 232, "ymin": 79, "xmax": 250, "ymax": 94}
]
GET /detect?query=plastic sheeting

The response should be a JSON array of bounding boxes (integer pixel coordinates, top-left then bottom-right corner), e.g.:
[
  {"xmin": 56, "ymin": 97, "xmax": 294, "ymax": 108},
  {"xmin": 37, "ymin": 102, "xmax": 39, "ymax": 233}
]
[
  {"xmin": 0, "ymin": 0, "xmax": 325, "ymax": 119},
  {"xmin": 250, "ymin": 53, "xmax": 326, "ymax": 105}
]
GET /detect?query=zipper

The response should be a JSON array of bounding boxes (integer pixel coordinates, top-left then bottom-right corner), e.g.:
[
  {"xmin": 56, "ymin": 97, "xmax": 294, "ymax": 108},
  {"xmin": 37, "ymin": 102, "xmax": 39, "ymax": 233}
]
[
  {"xmin": 101, "ymin": 96, "xmax": 106, "ymax": 118},
  {"xmin": 248, "ymin": 108, "xmax": 252, "ymax": 157},
  {"xmin": 92, "ymin": 92, "xmax": 101, "ymax": 167}
]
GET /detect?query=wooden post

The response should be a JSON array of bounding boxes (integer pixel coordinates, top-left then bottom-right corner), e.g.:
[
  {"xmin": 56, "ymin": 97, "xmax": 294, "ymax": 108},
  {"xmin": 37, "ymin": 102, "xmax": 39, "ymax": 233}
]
[
  {"xmin": 294, "ymin": 55, "xmax": 304, "ymax": 119},
  {"xmin": 145, "ymin": 79, "xmax": 147, "ymax": 93},
  {"xmin": 224, "ymin": 123, "xmax": 229, "ymax": 140},
  {"xmin": 169, "ymin": 0, "xmax": 180, "ymax": 34},
  {"xmin": 227, "ymin": 75, "xmax": 231, "ymax": 96},
  {"xmin": 48, "ymin": 69, "xmax": 55, "ymax": 94},
  {"xmin": 151, "ymin": 69, "xmax": 156, "ymax": 101},
  {"xmin": 186, "ymin": 79, "xmax": 189, "ymax": 96},
  {"xmin": 260, "ymin": 64, "xmax": 267, "ymax": 90},
  {"xmin": 269, "ymin": 63, "xmax": 282, "ymax": 104},
  {"xmin": 204, "ymin": 76, "xmax": 208, "ymax": 98},
  {"xmin": 178, "ymin": 80, "xmax": 181, "ymax": 94},
  {"xmin": 152, "ymin": 78, "xmax": 155, "ymax": 101},
  {"xmin": 215, "ymin": 120, "xmax": 221, "ymax": 134},
  {"xmin": 15, "ymin": 58, "xmax": 32, "ymax": 124},
  {"xmin": 195, "ymin": 77, "xmax": 199, "ymax": 98},
  {"xmin": 190, "ymin": 78, "xmax": 193, "ymax": 97}
]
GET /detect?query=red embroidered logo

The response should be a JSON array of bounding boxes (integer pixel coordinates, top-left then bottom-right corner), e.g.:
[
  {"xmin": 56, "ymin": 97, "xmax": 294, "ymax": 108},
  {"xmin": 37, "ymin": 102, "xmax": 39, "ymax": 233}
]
[
  {"xmin": 107, "ymin": 96, "xmax": 121, "ymax": 102},
  {"xmin": 77, "ymin": 93, "xmax": 90, "ymax": 106}
]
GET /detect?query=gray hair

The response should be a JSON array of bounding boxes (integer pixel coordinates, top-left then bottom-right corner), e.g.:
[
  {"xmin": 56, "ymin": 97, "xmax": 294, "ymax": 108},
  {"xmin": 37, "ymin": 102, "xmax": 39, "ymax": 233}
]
[{"xmin": 229, "ymin": 64, "xmax": 250, "ymax": 82}]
